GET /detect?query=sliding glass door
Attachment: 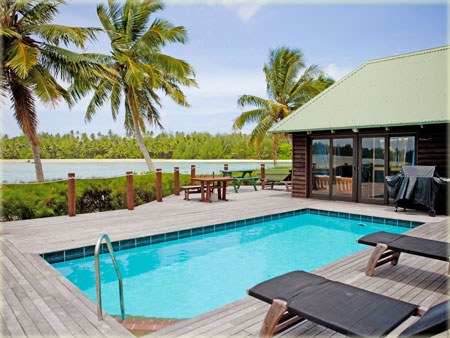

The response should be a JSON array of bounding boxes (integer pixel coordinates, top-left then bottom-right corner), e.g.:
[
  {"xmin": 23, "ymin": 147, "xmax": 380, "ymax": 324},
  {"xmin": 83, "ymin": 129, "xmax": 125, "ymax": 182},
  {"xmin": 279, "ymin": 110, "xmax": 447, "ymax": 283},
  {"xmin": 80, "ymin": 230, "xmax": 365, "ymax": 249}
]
[
  {"xmin": 360, "ymin": 137, "xmax": 385, "ymax": 202},
  {"xmin": 311, "ymin": 139, "xmax": 330, "ymax": 197},
  {"xmin": 332, "ymin": 138, "xmax": 354, "ymax": 200}
]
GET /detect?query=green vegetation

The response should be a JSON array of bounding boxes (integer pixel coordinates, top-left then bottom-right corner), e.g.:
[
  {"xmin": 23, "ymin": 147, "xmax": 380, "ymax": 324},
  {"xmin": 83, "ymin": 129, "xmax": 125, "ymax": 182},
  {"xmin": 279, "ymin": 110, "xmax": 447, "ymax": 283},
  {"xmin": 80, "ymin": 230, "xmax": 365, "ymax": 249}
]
[
  {"xmin": 1, "ymin": 0, "xmax": 102, "ymax": 181},
  {"xmin": 1, "ymin": 173, "xmax": 191, "ymax": 221},
  {"xmin": 74, "ymin": 0, "xmax": 197, "ymax": 172},
  {"xmin": 234, "ymin": 47, "xmax": 334, "ymax": 163},
  {"xmin": 1, "ymin": 131, "xmax": 292, "ymax": 160}
]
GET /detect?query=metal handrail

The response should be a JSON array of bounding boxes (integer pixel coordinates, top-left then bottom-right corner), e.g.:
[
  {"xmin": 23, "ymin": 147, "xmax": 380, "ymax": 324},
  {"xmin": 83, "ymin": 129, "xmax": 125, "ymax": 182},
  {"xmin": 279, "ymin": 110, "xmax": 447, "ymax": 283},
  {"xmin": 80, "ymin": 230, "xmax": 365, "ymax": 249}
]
[{"xmin": 94, "ymin": 234, "xmax": 125, "ymax": 321}]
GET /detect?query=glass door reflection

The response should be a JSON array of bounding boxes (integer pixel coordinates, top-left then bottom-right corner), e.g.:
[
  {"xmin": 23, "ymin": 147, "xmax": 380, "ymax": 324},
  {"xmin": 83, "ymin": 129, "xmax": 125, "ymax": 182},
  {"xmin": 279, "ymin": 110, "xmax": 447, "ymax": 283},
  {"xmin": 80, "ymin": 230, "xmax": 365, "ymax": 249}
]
[
  {"xmin": 311, "ymin": 139, "xmax": 330, "ymax": 196},
  {"xmin": 360, "ymin": 137, "xmax": 385, "ymax": 201},
  {"xmin": 332, "ymin": 138, "xmax": 353, "ymax": 199}
]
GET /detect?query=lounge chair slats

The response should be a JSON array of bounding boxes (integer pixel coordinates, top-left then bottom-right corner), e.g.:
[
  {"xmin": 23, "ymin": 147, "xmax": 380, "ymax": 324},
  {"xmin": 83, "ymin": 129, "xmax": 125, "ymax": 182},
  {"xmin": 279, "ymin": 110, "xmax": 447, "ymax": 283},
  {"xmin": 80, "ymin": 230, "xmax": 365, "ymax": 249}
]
[
  {"xmin": 248, "ymin": 271, "xmax": 327, "ymax": 304},
  {"xmin": 358, "ymin": 231, "xmax": 448, "ymax": 261},
  {"xmin": 287, "ymin": 281, "xmax": 417, "ymax": 337},
  {"xmin": 248, "ymin": 270, "xmax": 418, "ymax": 337},
  {"xmin": 400, "ymin": 300, "xmax": 449, "ymax": 337}
]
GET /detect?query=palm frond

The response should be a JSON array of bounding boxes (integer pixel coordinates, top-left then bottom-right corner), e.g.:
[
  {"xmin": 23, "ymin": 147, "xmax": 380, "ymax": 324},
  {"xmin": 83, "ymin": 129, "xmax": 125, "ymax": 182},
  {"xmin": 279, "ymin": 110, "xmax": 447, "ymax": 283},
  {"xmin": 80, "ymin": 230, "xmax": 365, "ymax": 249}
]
[
  {"xmin": 19, "ymin": 0, "xmax": 62, "ymax": 27},
  {"xmin": 85, "ymin": 79, "xmax": 112, "ymax": 122},
  {"xmin": 248, "ymin": 115, "xmax": 274, "ymax": 149},
  {"xmin": 233, "ymin": 108, "xmax": 267, "ymax": 131},
  {"xmin": 5, "ymin": 39, "xmax": 40, "ymax": 79},
  {"xmin": 237, "ymin": 95, "xmax": 275, "ymax": 110},
  {"xmin": 32, "ymin": 24, "xmax": 100, "ymax": 48},
  {"xmin": 26, "ymin": 65, "xmax": 71, "ymax": 106}
]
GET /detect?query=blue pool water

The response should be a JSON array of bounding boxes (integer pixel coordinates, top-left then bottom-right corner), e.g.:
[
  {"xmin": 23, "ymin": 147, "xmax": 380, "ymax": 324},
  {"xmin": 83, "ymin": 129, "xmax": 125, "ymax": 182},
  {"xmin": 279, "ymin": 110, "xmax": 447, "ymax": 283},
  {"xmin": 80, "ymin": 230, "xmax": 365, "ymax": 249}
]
[{"xmin": 53, "ymin": 214, "xmax": 406, "ymax": 319}]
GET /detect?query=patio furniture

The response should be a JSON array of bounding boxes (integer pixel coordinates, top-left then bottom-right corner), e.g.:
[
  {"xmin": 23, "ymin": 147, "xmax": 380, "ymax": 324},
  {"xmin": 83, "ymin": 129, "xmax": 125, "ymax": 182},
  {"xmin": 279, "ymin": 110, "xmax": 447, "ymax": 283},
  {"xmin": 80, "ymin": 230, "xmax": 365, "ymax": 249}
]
[
  {"xmin": 180, "ymin": 185, "xmax": 202, "ymax": 200},
  {"xmin": 357, "ymin": 231, "xmax": 450, "ymax": 276},
  {"xmin": 192, "ymin": 177, "xmax": 236, "ymax": 202},
  {"xmin": 248, "ymin": 270, "xmax": 449, "ymax": 338},
  {"xmin": 385, "ymin": 165, "xmax": 448, "ymax": 216},
  {"xmin": 261, "ymin": 170, "xmax": 292, "ymax": 191},
  {"xmin": 220, "ymin": 169, "xmax": 259, "ymax": 193}
]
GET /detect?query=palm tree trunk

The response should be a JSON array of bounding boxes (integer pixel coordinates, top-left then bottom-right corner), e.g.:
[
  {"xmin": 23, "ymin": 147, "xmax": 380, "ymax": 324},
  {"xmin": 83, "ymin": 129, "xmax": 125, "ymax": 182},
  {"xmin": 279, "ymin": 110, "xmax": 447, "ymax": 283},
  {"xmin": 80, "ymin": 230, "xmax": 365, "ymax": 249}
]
[
  {"xmin": 30, "ymin": 140, "xmax": 44, "ymax": 181},
  {"xmin": 273, "ymin": 137, "xmax": 277, "ymax": 166},
  {"xmin": 126, "ymin": 89, "xmax": 156, "ymax": 172}
]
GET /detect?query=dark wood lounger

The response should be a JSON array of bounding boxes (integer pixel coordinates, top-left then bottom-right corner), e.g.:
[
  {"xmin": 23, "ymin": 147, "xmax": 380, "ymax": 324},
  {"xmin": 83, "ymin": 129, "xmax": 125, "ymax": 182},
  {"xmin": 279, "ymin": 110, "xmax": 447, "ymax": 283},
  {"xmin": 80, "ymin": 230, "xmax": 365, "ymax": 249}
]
[
  {"xmin": 261, "ymin": 178, "xmax": 292, "ymax": 191},
  {"xmin": 248, "ymin": 270, "xmax": 449, "ymax": 338},
  {"xmin": 357, "ymin": 231, "xmax": 450, "ymax": 276}
]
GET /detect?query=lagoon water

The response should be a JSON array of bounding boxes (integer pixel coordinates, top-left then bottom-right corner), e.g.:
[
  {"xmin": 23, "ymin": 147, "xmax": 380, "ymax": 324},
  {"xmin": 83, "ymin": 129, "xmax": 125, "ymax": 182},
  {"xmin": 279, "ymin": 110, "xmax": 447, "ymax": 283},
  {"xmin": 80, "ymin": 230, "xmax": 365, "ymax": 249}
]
[{"xmin": 1, "ymin": 160, "xmax": 291, "ymax": 183}]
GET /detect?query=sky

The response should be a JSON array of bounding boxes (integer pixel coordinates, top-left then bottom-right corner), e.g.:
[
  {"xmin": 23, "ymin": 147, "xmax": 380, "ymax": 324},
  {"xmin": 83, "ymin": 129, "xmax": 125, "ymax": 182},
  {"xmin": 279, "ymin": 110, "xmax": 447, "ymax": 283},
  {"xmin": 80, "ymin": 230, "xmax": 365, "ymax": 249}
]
[{"xmin": 1, "ymin": 0, "xmax": 448, "ymax": 137}]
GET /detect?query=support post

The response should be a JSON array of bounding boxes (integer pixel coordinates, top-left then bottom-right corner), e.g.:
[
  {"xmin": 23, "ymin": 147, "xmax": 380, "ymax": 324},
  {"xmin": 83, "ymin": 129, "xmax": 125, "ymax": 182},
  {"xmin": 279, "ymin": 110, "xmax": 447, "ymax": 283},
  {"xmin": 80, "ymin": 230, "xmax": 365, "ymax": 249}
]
[
  {"xmin": 68, "ymin": 173, "xmax": 76, "ymax": 217},
  {"xmin": 174, "ymin": 167, "xmax": 180, "ymax": 196},
  {"xmin": 261, "ymin": 164, "xmax": 266, "ymax": 189},
  {"xmin": 224, "ymin": 164, "xmax": 228, "ymax": 171},
  {"xmin": 156, "ymin": 169, "xmax": 163, "ymax": 202},
  {"xmin": 191, "ymin": 165, "xmax": 196, "ymax": 185},
  {"xmin": 126, "ymin": 171, "xmax": 134, "ymax": 210}
]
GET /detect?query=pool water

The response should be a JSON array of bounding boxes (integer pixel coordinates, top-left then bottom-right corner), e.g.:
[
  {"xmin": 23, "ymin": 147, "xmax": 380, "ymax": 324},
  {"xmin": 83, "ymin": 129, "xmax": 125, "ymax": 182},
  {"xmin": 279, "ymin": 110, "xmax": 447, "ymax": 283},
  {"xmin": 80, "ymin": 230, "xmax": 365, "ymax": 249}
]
[{"xmin": 53, "ymin": 213, "xmax": 406, "ymax": 319}]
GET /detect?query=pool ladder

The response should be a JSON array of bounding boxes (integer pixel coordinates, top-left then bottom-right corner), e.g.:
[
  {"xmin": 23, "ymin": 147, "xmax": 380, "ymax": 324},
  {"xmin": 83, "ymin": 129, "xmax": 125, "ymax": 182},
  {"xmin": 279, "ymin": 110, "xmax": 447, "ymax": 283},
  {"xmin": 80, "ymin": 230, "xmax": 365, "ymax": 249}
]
[{"xmin": 94, "ymin": 234, "xmax": 125, "ymax": 321}]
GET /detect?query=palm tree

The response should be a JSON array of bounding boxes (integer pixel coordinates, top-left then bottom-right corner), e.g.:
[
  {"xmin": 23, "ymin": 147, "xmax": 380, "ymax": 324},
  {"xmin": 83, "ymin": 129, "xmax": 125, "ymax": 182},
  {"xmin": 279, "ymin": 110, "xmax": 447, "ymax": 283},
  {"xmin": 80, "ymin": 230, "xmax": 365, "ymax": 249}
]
[
  {"xmin": 234, "ymin": 47, "xmax": 334, "ymax": 164},
  {"xmin": 1, "ymin": 0, "xmax": 101, "ymax": 181},
  {"xmin": 73, "ymin": 0, "xmax": 197, "ymax": 172}
]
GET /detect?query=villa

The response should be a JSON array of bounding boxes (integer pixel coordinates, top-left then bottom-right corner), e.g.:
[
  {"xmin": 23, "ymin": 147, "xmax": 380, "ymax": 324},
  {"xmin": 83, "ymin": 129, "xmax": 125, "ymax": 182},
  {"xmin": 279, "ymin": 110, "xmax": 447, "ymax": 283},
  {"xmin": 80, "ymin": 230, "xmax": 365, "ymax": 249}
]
[{"xmin": 270, "ymin": 45, "xmax": 449, "ymax": 204}]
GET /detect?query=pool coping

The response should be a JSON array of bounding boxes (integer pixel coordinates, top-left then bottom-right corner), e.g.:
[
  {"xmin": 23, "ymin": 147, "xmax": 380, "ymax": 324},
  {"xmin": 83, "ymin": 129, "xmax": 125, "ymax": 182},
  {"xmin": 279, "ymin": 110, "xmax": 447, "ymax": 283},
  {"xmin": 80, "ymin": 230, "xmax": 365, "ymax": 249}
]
[{"xmin": 41, "ymin": 208, "xmax": 423, "ymax": 264}]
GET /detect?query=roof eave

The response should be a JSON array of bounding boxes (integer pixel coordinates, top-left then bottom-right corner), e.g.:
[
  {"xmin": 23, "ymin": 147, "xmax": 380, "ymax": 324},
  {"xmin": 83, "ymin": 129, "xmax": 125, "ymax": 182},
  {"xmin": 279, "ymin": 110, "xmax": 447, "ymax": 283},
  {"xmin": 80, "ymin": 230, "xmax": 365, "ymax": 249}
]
[{"xmin": 269, "ymin": 120, "xmax": 450, "ymax": 134}]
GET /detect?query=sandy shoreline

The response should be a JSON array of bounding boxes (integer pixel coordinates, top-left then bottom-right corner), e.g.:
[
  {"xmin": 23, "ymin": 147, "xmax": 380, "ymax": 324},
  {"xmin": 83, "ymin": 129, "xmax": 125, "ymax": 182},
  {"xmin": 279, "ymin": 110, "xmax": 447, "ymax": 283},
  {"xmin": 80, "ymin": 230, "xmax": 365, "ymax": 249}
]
[{"xmin": 1, "ymin": 159, "xmax": 291, "ymax": 163}]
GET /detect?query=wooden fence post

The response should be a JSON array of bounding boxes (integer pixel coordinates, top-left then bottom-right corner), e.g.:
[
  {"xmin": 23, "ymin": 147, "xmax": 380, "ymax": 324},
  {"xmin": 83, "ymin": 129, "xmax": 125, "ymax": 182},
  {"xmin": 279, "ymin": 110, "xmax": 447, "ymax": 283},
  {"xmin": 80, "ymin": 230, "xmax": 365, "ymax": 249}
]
[
  {"xmin": 224, "ymin": 164, "xmax": 228, "ymax": 171},
  {"xmin": 261, "ymin": 164, "xmax": 265, "ymax": 189},
  {"xmin": 126, "ymin": 171, "xmax": 134, "ymax": 210},
  {"xmin": 174, "ymin": 167, "xmax": 180, "ymax": 196},
  {"xmin": 191, "ymin": 165, "xmax": 196, "ymax": 185},
  {"xmin": 156, "ymin": 169, "xmax": 163, "ymax": 202},
  {"xmin": 68, "ymin": 173, "xmax": 76, "ymax": 217}
]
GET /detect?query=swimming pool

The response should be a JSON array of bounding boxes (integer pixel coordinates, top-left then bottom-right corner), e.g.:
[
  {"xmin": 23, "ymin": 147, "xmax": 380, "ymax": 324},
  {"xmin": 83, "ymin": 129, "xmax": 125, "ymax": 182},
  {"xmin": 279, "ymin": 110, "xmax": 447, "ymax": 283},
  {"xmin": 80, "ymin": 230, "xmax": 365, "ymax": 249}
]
[{"xmin": 53, "ymin": 212, "xmax": 409, "ymax": 319}]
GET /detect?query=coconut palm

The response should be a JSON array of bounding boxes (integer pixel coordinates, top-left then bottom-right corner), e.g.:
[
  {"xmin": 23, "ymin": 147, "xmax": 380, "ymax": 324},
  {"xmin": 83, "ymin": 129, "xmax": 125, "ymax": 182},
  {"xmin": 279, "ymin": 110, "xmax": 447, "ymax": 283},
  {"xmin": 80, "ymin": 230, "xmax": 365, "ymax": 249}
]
[
  {"xmin": 1, "ymin": 0, "xmax": 101, "ymax": 181},
  {"xmin": 234, "ymin": 47, "xmax": 334, "ymax": 164},
  {"xmin": 73, "ymin": 0, "xmax": 197, "ymax": 172}
]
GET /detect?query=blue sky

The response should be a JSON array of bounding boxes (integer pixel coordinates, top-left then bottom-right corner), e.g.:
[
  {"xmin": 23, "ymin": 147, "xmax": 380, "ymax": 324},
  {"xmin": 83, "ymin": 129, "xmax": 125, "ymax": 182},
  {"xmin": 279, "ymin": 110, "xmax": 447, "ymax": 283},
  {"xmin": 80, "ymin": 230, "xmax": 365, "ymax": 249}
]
[{"xmin": 2, "ymin": 1, "xmax": 448, "ymax": 137}]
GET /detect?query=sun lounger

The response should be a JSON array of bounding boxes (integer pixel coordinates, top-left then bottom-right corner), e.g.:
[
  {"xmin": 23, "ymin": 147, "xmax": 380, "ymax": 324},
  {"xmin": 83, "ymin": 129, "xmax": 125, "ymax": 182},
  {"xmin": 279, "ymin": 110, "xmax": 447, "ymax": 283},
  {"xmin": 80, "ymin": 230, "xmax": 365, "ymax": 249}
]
[
  {"xmin": 261, "ymin": 170, "xmax": 292, "ymax": 191},
  {"xmin": 357, "ymin": 231, "xmax": 449, "ymax": 276},
  {"xmin": 248, "ymin": 270, "xmax": 449, "ymax": 337}
]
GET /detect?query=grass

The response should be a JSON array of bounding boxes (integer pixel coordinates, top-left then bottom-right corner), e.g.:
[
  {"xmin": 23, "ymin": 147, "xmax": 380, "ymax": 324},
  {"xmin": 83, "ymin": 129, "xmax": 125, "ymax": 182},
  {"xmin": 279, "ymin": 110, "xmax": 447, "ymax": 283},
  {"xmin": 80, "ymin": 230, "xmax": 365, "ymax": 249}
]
[{"xmin": 1, "ymin": 173, "xmax": 191, "ymax": 221}]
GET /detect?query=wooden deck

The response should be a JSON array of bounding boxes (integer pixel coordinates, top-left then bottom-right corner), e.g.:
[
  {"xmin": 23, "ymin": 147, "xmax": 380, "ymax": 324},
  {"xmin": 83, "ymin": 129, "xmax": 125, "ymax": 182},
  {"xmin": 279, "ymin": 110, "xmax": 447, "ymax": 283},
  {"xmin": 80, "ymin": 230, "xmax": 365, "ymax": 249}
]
[{"xmin": 1, "ymin": 186, "xmax": 449, "ymax": 337}]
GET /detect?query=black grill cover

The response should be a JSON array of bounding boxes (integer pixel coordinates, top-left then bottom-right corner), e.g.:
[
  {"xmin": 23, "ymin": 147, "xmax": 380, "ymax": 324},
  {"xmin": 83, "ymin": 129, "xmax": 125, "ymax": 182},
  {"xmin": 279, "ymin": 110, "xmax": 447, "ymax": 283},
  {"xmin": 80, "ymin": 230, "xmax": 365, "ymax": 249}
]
[{"xmin": 385, "ymin": 166, "xmax": 448, "ymax": 214}]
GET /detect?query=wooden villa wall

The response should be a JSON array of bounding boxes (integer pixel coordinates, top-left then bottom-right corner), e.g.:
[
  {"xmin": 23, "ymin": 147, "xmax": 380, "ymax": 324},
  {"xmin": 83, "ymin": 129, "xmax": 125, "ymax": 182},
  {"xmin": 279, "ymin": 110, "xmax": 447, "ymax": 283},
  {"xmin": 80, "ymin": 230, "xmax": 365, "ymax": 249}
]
[
  {"xmin": 417, "ymin": 123, "xmax": 449, "ymax": 177},
  {"xmin": 291, "ymin": 133, "xmax": 308, "ymax": 198},
  {"xmin": 290, "ymin": 123, "xmax": 449, "ymax": 200}
]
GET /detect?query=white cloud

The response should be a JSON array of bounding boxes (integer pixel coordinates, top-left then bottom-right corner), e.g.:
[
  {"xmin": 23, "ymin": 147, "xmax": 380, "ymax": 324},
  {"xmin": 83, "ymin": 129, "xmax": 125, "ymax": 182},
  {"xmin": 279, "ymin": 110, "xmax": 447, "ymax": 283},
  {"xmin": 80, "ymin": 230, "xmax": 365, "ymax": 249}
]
[
  {"xmin": 235, "ymin": 3, "xmax": 262, "ymax": 22},
  {"xmin": 218, "ymin": 1, "xmax": 263, "ymax": 23},
  {"xmin": 324, "ymin": 63, "xmax": 352, "ymax": 81}
]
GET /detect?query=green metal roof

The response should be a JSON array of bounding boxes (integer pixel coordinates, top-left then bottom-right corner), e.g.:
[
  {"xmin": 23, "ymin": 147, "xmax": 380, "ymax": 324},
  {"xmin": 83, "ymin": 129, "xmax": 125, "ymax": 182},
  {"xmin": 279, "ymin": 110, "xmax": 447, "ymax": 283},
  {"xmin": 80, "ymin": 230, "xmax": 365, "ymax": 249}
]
[{"xmin": 270, "ymin": 45, "xmax": 450, "ymax": 133}]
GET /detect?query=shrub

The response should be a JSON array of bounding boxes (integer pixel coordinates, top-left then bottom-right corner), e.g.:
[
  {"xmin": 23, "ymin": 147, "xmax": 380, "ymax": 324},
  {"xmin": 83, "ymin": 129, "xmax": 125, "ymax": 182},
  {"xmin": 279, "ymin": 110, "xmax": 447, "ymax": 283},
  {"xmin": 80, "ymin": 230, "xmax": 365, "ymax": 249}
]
[{"xmin": 1, "ymin": 173, "xmax": 191, "ymax": 221}]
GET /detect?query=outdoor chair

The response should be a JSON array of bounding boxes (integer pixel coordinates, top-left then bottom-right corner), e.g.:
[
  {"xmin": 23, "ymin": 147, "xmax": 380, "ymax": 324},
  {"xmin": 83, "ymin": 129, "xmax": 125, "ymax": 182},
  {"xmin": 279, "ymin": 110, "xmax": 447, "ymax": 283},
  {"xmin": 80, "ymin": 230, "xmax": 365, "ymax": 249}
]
[
  {"xmin": 180, "ymin": 185, "xmax": 202, "ymax": 200},
  {"xmin": 357, "ymin": 231, "xmax": 449, "ymax": 276},
  {"xmin": 261, "ymin": 170, "xmax": 292, "ymax": 191},
  {"xmin": 248, "ymin": 270, "xmax": 449, "ymax": 338}
]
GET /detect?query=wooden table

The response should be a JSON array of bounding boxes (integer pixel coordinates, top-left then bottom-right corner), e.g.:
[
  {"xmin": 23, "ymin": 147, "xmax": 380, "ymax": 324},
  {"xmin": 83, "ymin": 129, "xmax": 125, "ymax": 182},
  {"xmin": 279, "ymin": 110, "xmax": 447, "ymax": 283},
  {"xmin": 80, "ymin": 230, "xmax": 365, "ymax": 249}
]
[
  {"xmin": 220, "ymin": 169, "xmax": 259, "ymax": 193},
  {"xmin": 192, "ymin": 177, "xmax": 236, "ymax": 203}
]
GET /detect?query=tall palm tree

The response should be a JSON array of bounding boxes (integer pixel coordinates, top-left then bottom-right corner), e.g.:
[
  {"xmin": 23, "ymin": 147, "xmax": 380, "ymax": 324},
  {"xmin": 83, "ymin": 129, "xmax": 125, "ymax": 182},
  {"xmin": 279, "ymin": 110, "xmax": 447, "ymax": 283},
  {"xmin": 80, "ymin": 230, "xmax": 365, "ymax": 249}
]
[
  {"xmin": 1, "ymin": 0, "xmax": 102, "ymax": 181},
  {"xmin": 234, "ymin": 47, "xmax": 334, "ymax": 164},
  {"xmin": 73, "ymin": 0, "xmax": 197, "ymax": 172}
]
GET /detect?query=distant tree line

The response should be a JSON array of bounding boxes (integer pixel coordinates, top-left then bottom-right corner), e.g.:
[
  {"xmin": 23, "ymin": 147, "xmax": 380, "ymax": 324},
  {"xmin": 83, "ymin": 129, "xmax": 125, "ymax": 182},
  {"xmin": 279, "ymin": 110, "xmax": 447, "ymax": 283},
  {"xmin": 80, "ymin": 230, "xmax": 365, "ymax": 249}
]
[{"xmin": 1, "ymin": 131, "xmax": 292, "ymax": 160}]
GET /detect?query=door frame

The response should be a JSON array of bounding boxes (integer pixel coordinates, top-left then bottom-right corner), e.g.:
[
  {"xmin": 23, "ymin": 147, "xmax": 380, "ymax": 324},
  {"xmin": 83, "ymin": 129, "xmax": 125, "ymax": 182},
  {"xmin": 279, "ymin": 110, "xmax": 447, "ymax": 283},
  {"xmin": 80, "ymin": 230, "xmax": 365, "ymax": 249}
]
[
  {"xmin": 309, "ymin": 135, "xmax": 357, "ymax": 202},
  {"xmin": 357, "ymin": 135, "xmax": 388, "ymax": 205}
]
